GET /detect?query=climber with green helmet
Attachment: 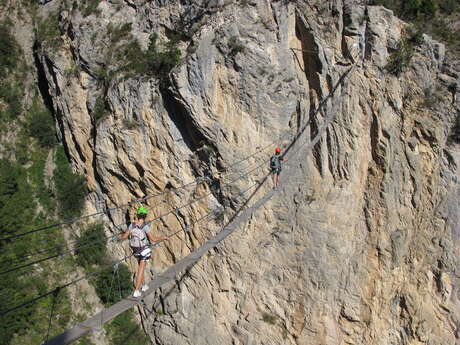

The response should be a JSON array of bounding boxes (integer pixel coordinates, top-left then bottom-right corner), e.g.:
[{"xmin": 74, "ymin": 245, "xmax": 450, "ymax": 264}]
[{"xmin": 120, "ymin": 206, "xmax": 168, "ymax": 298}]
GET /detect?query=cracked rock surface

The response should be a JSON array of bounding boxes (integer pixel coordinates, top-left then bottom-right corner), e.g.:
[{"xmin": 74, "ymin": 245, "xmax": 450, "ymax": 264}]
[{"xmin": 35, "ymin": 0, "xmax": 460, "ymax": 344}]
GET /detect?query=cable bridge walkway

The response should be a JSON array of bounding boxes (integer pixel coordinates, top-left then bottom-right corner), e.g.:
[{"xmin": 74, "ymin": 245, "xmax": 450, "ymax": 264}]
[
  {"xmin": 44, "ymin": 179, "xmax": 276, "ymax": 345},
  {"xmin": 43, "ymin": 64, "xmax": 356, "ymax": 345},
  {"xmin": 0, "ymin": 63, "xmax": 356, "ymax": 345}
]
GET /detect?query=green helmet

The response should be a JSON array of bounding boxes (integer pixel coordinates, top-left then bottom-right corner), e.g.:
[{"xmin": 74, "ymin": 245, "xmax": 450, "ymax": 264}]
[{"xmin": 136, "ymin": 206, "xmax": 148, "ymax": 215}]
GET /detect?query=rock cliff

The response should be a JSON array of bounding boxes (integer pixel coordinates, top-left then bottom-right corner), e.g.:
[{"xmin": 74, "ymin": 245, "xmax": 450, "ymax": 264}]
[{"xmin": 35, "ymin": 0, "xmax": 460, "ymax": 344}]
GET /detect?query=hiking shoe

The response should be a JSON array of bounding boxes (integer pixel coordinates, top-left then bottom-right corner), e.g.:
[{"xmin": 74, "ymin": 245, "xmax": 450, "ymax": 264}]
[
  {"xmin": 133, "ymin": 290, "xmax": 142, "ymax": 298},
  {"xmin": 141, "ymin": 284, "xmax": 149, "ymax": 292}
]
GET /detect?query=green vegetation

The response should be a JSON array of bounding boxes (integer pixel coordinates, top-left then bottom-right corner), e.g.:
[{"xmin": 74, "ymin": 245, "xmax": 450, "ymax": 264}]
[
  {"xmin": 0, "ymin": 12, "xmax": 94, "ymax": 345},
  {"xmin": 0, "ymin": 21, "xmax": 20, "ymax": 78},
  {"xmin": 130, "ymin": 33, "xmax": 182, "ymax": 82},
  {"xmin": 261, "ymin": 312, "xmax": 277, "ymax": 325},
  {"xmin": 75, "ymin": 223, "xmax": 107, "ymax": 268},
  {"xmin": 386, "ymin": 26, "xmax": 424, "ymax": 75},
  {"xmin": 372, "ymin": 0, "xmax": 460, "ymax": 53},
  {"xmin": 27, "ymin": 101, "xmax": 57, "ymax": 148},
  {"xmin": 228, "ymin": 36, "xmax": 246, "ymax": 56},
  {"xmin": 105, "ymin": 311, "xmax": 150, "ymax": 345},
  {"xmin": 91, "ymin": 96, "xmax": 109, "ymax": 123},
  {"xmin": 75, "ymin": 222, "xmax": 133, "ymax": 303},
  {"xmin": 90, "ymin": 26, "xmax": 182, "ymax": 120},
  {"xmin": 104, "ymin": 25, "xmax": 181, "ymax": 84},
  {"xmin": 77, "ymin": 335, "xmax": 96, "ymax": 345},
  {"xmin": 0, "ymin": 20, "xmax": 25, "ymax": 125},
  {"xmin": 430, "ymin": 17, "xmax": 460, "ymax": 51},
  {"xmin": 372, "ymin": 0, "xmax": 451, "ymax": 19},
  {"xmin": 82, "ymin": 0, "xmax": 102, "ymax": 17},
  {"xmin": 54, "ymin": 146, "xmax": 87, "ymax": 219},
  {"xmin": 27, "ymin": 145, "xmax": 55, "ymax": 212},
  {"xmin": 0, "ymin": 82, "xmax": 23, "ymax": 121},
  {"xmin": 92, "ymin": 264, "xmax": 132, "ymax": 305},
  {"xmin": 0, "ymin": 159, "xmax": 35, "ymax": 239},
  {"xmin": 107, "ymin": 22, "xmax": 132, "ymax": 42},
  {"xmin": 74, "ymin": 222, "xmax": 146, "ymax": 344},
  {"xmin": 0, "ymin": 155, "xmax": 69, "ymax": 345},
  {"xmin": 386, "ymin": 36, "xmax": 415, "ymax": 75},
  {"xmin": 35, "ymin": 11, "xmax": 61, "ymax": 51}
]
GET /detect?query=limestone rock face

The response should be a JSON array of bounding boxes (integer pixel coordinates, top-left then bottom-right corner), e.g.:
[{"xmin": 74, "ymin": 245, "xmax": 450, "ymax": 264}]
[{"xmin": 36, "ymin": 0, "xmax": 460, "ymax": 344}]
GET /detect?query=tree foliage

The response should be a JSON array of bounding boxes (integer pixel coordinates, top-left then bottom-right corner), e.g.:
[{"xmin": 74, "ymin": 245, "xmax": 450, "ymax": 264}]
[
  {"xmin": 0, "ymin": 21, "xmax": 20, "ymax": 78},
  {"xmin": 117, "ymin": 33, "xmax": 181, "ymax": 84},
  {"xmin": 0, "ymin": 159, "xmax": 45, "ymax": 344},
  {"xmin": 0, "ymin": 160, "xmax": 35, "ymax": 238},
  {"xmin": 0, "ymin": 82, "xmax": 23, "ymax": 121},
  {"xmin": 54, "ymin": 146, "xmax": 87, "ymax": 219},
  {"xmin": 92, "ymin": 263, "xmax": 132, "ymax": 305},
  {"xmin": 105, "ymin": 311, "xmax": 150, "ymax": 345},
  {"xmin": 75, "ymin": 223, "xmax": 107, "ymax": 268},
  {"xmin": 144, "ymin": 33, "xmax": 181, "ymax": 80},
  {"xmin": 28, "ymin": 102, "xmax": 56, "ymax": 148},
  {"xmin": 371, "ymin": 0, "xmax": 454, "ymax": 18}
]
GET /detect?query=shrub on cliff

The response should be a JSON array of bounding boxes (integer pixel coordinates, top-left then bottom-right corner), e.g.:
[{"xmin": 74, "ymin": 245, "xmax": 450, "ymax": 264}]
[
  {"xmin": 91, "ymin": 96, "xmax": 109, "ymax": 123},
  {"xmin": 92, "ymin": 263, "xmax": 132, "ymax": 305},
  {"xmin": 144, "ymin": 33, "xmax": 181, "ymax": 81},
  {"xmin": 386, "ymin": 26, "xmax": 424, "ymax": 76},
  {"xmin": 75, "ymin": 223, "xmax": 107, "ymax": 268},
  {"xmin": 27, "ymin": 103, "xmax": 56, "ymax": 148},
  {"xmin": 386, "ymin": 38, "xmax": 414, "ymax": 75},
  {"xmin": 54, "ymin": 146, "xmax": 87, "ymax": 219},
  {"xmin": 0, "ymin": 82, "xmax": 23, "ymax": 120},
  {"xmin": 106, "ymin": 311, "xmax": 150, "ymax": 345},
  {"xmin": 0, "ymin": 21, "xmax": 20, "ymax": 78}
]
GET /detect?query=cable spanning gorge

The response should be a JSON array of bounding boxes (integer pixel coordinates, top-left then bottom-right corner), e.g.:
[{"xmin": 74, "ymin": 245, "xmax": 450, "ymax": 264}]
[{"xmin": 1, "ymin": 0, "xmax": 459, "ymax": 344}]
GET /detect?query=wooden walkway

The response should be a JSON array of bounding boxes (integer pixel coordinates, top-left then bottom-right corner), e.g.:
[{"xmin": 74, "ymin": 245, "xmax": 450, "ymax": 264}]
[{"xmin": 44, "ymin": 184, "xmax": 275, "ymax": 345}]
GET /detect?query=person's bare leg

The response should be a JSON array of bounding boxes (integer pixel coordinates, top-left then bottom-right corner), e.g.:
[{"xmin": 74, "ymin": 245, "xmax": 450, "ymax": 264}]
[
  {"xmin": 272, "ymin": 172, "xmax": 276, "ymax": 187},
  {"xmin": 275, "ymin": 173, "xmax": 280, "ymax": 187},
  {"xmin": 135, "ymin": 260, "xmax": 147, "ymax": 291}
]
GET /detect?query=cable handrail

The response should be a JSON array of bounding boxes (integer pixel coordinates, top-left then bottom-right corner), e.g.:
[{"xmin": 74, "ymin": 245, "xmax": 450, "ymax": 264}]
[
  {"xmin": 0, "ymin": 126, "xmax": 294, "ymax": 243},
  {"xmin": 0, "ymin": 179, "xmax": 261, "ymax": 317},
  {"xmin": 1, "ymin": 64, "xmax": 358, "ymax": 338},
  {"xmin": 0, "ymin": 150, "xmax": 270, "ymax": 276},
  {"xmin": 0, "ymin": 151, "xmax": 273, "ymax": 267}
]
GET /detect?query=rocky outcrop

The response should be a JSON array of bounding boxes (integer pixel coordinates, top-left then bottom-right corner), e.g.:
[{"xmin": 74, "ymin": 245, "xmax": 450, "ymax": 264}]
[{"xmin": 36, "ymin": 0, "xmax": 460, "ymax": 344}]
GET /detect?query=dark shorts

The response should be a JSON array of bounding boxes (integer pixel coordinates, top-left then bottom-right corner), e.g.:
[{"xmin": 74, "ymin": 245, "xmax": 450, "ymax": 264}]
[
  {"xmin": 131, "ymin": 246, "xmax": 151, "ymax": 262},
  {"xmin": 271, "ymin": 167, "xmax": 281, "ymax": 174}
]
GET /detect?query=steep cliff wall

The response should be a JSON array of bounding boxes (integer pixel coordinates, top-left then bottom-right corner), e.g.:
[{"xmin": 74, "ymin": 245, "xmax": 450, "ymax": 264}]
[{"xmin": 35, "ymin": 0, "xmax": 460, "ymax": 344}]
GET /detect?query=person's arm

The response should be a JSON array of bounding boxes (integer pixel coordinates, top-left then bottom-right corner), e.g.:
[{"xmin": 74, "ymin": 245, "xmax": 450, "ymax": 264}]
[
  {"xmin": 146, "ymin": 231, "xmax": 168, "ymax": 243},
  {"xmin": 119, "ymin": 228, "xmax": 131, "ymax": 240}
]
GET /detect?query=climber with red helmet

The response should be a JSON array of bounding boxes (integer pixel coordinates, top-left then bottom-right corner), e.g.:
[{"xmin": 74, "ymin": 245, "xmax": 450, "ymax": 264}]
[
  {"xmin": 119, "ymin": 206, "xmax": 169, "ymax": 298},
  {"xmin": 270, "ymin": 147, "xmax": 286, "ymax": 189}
]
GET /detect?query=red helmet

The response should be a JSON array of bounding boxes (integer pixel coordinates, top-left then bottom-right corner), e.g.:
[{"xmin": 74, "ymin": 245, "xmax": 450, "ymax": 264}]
[{"xmin": 275, "ymin": 147, "xmax": 281, "ymax": 153}]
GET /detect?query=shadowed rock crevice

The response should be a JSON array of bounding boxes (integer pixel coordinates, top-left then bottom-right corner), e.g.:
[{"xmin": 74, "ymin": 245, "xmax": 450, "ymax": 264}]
[
  {"xmin": 33, "ymin": 44, "xmax": 55, "ymax": 116},
  {"xmin": 295, "ymin": 12, "xmax": 322, "ymax": 105},
  {"xmin": 162, "ymin": 86, "xmax": 227, "ymax": 206},
  {"xmin": 161, "ymin": 89, "xmax": 207, "ymax": 163}
]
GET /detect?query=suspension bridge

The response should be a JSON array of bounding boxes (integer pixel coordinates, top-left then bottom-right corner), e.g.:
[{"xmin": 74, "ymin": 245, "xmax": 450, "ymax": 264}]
[{"xmin": 0, "ymin": 65, "xmax": 356, "ymax": 345}]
